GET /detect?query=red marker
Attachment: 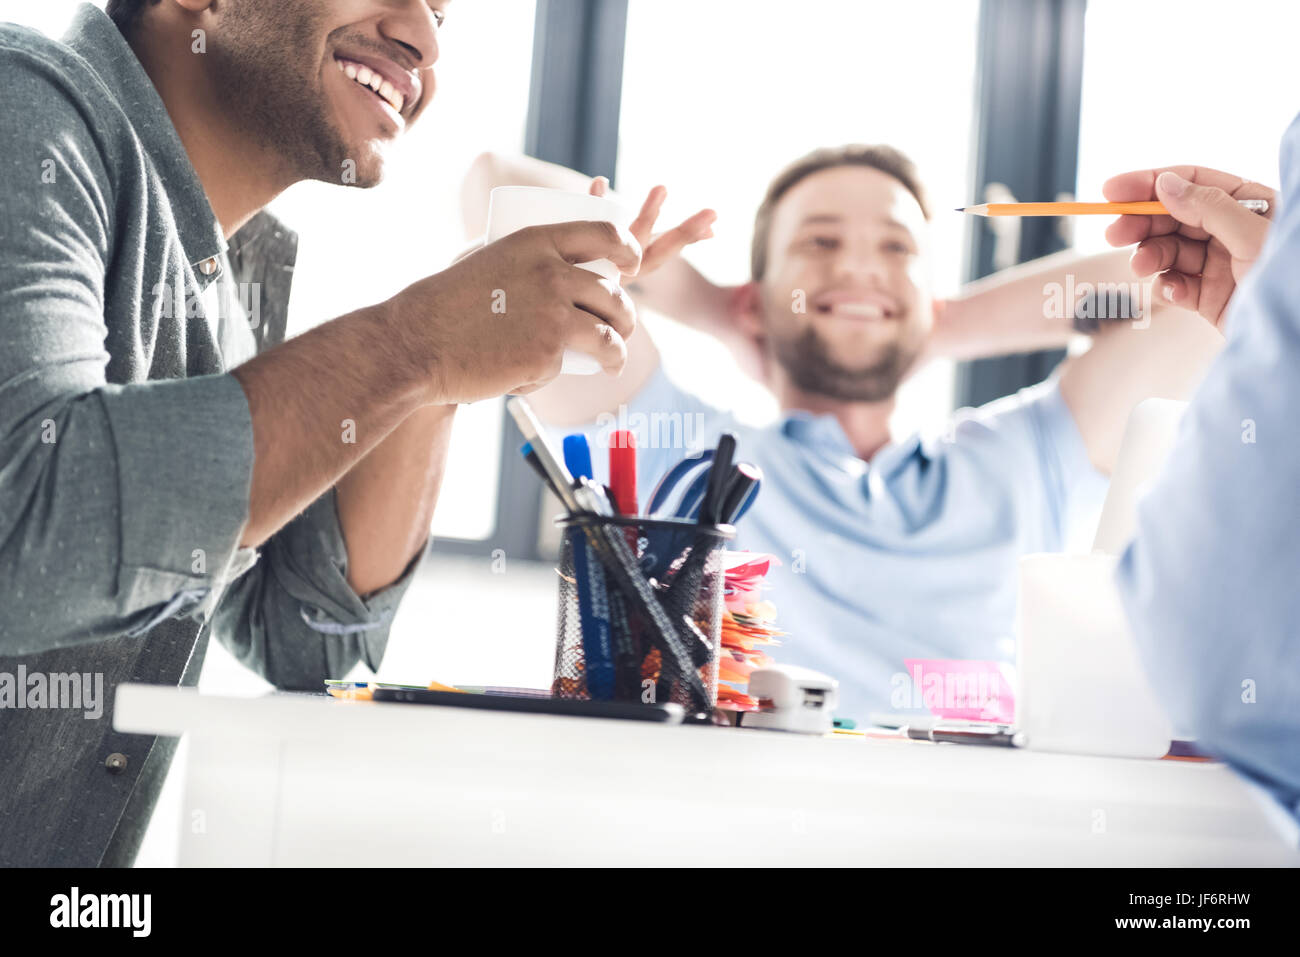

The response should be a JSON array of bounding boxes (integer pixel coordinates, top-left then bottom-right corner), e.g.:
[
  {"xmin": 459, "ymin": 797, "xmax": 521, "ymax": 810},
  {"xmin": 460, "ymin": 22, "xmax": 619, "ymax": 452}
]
[{"xmin": 609, "ymin": 430, "xmax": 638, "ymax": 516}]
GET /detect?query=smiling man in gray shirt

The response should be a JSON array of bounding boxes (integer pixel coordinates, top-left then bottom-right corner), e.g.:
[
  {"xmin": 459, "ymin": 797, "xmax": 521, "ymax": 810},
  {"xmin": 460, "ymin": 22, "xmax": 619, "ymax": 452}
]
[{"xmin": 0, "ymin": 0, "xmax": 643, "ymax": 866}]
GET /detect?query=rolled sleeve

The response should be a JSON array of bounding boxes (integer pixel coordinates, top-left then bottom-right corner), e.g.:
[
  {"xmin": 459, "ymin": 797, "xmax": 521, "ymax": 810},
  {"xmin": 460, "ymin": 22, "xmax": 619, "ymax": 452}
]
[
  {"xmin": 98, "ymin": 372, "xmax": 255, "ymax": 614},
  {"xmin": 209, "ymin": 485, "xmax": 422, "ymax": 689}
]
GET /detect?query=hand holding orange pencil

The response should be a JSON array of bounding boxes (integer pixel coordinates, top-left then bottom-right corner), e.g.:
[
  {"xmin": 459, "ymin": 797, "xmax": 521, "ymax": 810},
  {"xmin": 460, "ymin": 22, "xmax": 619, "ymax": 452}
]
[
  {"xmin": 958, "ymin": 199, "xmax": 1270, "ymax": 216},
  {"xmin": 1101, "ymin": 165, "xmax": 1277, "ymax": 327}
]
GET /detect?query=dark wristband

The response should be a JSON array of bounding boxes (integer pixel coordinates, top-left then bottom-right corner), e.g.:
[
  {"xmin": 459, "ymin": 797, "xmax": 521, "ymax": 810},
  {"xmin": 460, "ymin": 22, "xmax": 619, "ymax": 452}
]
[{"xmin": 1072, "ymin": 286, "xmax": 1143, "ymax": 334}]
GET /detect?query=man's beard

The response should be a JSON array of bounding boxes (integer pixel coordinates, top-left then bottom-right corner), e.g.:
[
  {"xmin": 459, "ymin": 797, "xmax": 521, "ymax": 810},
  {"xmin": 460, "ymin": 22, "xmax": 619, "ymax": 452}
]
[
  {"xmin": 201, "ymin": 3, "xmax": 376, "ymax": 187},
  {"xmin": 770, "ymin": 325, "xmax": 919, "ymax": 402}
]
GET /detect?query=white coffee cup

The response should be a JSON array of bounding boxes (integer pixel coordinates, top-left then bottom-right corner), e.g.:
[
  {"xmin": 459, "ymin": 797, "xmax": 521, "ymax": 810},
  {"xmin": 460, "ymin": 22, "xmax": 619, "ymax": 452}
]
[
  {"xmin": 1016, "ymin": 552, "xmax": 1174, "ymax": 758},
  {"xmin": 485, "ymin": 186, "xmax": 635, "ymax": 375}
]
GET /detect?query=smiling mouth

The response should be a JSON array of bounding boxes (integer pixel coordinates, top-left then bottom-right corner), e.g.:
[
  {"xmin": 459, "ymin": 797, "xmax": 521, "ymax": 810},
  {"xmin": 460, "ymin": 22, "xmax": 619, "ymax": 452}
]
[
  {"xmin": 334, "ymin": 56, "xmax": 406, "ymax": 115},
  {"xmin": 815, "ymin": 302, "xmax": 897, "ymax": 321}
]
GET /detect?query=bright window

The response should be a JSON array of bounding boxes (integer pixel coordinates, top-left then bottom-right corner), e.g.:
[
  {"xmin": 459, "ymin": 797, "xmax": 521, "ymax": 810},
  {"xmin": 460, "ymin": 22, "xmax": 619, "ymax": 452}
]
[
  {"xmin": 1073, "ymin": 0, "xmax": 1300, "ymax": 254},
  {"xmin": 0, "ymin": 0, "xmax": 87, "ymax": 35},
  {"xmin": 615, "ymin": 0, "xmax": 982, "ymax": 435}
]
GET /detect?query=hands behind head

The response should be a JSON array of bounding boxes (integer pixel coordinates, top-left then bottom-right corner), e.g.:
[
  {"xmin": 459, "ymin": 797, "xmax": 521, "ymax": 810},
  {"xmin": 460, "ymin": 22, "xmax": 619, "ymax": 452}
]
[
  {"xmin": 1103, "ymin": 166, "xmax": 1276, "ymax": 328},
  {"xmin": 592, "ymin": 176, "xmax": 780, "ymax": 383}
]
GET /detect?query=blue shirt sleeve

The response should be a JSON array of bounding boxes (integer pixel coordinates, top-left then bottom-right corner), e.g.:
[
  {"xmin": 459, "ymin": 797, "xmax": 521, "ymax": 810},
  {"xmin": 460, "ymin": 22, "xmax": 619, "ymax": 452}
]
[{"xmin": 1115, "ymin": 113, "xmax": 1300, "ymax": 827}]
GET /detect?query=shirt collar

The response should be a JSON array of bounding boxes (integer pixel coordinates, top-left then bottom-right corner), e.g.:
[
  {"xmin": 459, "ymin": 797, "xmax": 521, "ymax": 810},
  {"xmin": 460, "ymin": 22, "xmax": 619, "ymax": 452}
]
[
  {"xmin": 780, "ymin": 409, "xmax": 857, "ymax": 456},
  {"xmin": 62, "ymin": 4, "xmax": 226, "ymax": 277},
  {"xmin": 779, "ymin": 408, "xmax": 925, "ymax": 473}
]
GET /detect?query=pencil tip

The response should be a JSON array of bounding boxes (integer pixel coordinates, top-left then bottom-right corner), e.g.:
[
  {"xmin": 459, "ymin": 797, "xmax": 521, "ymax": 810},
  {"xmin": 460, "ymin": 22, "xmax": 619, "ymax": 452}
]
[{"xmin": 954, "ymin": 207, "xmax": 966, "ymax": 212}]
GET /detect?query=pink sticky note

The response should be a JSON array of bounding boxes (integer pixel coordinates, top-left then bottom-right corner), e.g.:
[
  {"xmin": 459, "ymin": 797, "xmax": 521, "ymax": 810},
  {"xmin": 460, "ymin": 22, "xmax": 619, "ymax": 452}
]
[
  {"xmin": 902, "ymin": 659, "xmax": 1016, "ymax": 724},
  {"xmin": 723, "ymin": 552, "xmax": 779, "ymax": 614}
]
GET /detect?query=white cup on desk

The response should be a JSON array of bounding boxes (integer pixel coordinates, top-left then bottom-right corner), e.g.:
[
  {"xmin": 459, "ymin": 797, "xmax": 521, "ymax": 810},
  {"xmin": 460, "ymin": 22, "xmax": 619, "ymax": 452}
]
[
  {"xmin": 1015, "ymin": 552, "xmax": 1174, "ymax": 758},
  {"xmin": 486, "ymin": 186, "xmax": 635, "ymax": 375}
]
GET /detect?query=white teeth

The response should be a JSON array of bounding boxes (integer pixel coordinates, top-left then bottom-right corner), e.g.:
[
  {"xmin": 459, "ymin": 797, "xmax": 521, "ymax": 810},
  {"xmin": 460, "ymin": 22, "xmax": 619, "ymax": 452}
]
[
  {"xmin": 839, "ymin": 302, "xmax": 885, "ymax": 318},
  {"xmin": 338, "ymin": 58, "xmax": 405, "ymax": 115}
]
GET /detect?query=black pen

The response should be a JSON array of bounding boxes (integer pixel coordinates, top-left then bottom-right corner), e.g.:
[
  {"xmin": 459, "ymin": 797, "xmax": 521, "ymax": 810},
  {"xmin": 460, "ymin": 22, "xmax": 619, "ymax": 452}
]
[
  {"xmin": 719, "ymin": 462, "xmax": 761, "ymax": 525},
  {"xmin": 905, "ymin": 723, "xmax": 1024, "ymax": 747},
  {"xmin": 699, "ymin": 431, "xmax": 737, "ymax": 526}
]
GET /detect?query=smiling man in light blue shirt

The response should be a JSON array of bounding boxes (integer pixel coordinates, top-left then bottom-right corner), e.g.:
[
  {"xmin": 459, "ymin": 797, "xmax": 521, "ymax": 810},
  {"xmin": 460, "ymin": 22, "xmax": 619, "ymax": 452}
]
[
  {"xmin": 593, "ymin": 363, "xmax": 1099, "ymax": 720},
  {"xmin": 1106, "ymin": 133, "xmax": 1300, "ymax": 826},
  {"xmin": 472, "ymin": 144, "xmax": 1227, "ymax": 719}
]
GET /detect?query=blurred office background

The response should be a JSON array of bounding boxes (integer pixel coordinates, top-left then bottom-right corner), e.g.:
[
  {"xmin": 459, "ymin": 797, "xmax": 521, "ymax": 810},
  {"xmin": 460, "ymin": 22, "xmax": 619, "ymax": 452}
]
[{"xmin": 5, "ymin": 0, "xmax": 1300, "ymax": 860}]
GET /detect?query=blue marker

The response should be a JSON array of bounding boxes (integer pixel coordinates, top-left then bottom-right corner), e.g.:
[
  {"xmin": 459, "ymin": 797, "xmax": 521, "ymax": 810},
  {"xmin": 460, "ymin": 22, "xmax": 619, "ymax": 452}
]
[
  {"xmin": 562, "ymin": 434, "xmax": 615, "ymax": 700},
  {"xmin": 562, "ymin": 434, "xmax": 594, "ymax": 487}
]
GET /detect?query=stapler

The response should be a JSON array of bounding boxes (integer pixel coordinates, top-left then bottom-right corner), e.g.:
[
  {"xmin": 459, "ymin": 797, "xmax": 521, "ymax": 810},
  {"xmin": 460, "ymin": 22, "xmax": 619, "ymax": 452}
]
[{"xmin": 741, "ymin": 664, "xmax": 839, "ymax": 734}]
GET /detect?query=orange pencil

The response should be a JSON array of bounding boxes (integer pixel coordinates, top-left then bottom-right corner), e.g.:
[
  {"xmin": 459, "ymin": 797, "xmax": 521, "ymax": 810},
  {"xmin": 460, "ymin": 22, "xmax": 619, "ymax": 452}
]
[{"xmin": 958, "ymin": 199, "xmax": 1270, "ymax": 217}]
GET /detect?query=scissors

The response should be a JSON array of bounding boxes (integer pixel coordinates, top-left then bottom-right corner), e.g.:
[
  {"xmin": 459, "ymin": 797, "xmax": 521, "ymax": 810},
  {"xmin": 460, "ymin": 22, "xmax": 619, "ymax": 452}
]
[
  {"xmin": 645, "ymin": 449, "xmax": 715, "ymax": 519},
  {"xmin": 646, "ymin": 450, "xmax": 761, "ymax": 524},
  {"xmin": 684, "ymin": 465, "xmax": 761, "ymax": 524}
]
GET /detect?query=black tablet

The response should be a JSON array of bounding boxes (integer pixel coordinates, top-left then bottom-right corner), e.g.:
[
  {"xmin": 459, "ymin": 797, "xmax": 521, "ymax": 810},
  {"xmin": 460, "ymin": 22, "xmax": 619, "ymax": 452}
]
[{"xmin": 371, "ymin": 687, "xmax": 686, "ymax": 723}]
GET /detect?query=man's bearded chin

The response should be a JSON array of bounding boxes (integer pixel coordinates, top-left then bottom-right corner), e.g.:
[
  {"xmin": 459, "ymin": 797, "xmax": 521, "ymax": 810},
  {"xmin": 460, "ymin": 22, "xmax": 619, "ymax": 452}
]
[
  {"xmin": 771, "ymin": 326, "xmax": 920, "ymax": 402},
  {"xmin": 205, "ymin": 16, "xmax": 381, "ymax": 187}
]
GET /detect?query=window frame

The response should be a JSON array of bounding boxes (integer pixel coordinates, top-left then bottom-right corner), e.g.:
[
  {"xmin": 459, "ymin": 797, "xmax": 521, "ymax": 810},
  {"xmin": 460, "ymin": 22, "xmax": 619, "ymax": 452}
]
[{"xmin": 955, "ymin": 0, "xmax": 1088, "ymax": 408}]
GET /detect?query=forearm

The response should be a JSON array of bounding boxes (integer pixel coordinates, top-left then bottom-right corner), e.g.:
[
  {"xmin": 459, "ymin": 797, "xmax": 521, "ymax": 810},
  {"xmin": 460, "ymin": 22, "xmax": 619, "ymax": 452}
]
[
  {"xmin": 930, "ymin": 248, "xmax": 1135, "ymax": 362},
  {"xmin": 461, "ymin": 151, "xmax": 594, "ymax": 239},
  {"xmin": 625, "ymin": 256, "xmax": 735, "ymax": 337},
  {"xmin": 230, "ymin": 300, "xmax": 431, "ymax": 548},
  {"xmin": 335, "ymin": 403, "xmax": 456, "ymax": 595},
  {"xmin": 210, "ymin": 487, "xmax": 405, "ymax": 690},
  {"xmin": 527, "ymin": 320, "xmax": 661, "ymax": 426},
  {"xmin": 1059, "ymin": 303, "xmax": 1224, "ymax": 474}
]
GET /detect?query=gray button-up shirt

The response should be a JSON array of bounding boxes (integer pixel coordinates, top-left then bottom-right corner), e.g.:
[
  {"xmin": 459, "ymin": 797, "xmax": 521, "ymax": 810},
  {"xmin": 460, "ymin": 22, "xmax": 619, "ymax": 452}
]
[{"xmin": 0, "ymin": 4, "xmax": 421, "ymax": 865}]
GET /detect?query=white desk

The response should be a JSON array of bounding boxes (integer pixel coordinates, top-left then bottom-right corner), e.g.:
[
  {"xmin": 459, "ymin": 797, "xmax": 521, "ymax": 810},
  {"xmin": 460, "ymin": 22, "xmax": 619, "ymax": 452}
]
[{"xmin": 114, "ymin": 684, "xmax": 1299, "ymax": 866}]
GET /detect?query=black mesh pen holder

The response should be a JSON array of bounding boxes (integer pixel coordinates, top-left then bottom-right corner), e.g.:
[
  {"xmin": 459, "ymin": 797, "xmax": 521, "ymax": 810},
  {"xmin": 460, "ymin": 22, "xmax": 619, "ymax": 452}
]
[{"xmin": 553, "ymin": 515, "xmax": 734, "ymax": 715}]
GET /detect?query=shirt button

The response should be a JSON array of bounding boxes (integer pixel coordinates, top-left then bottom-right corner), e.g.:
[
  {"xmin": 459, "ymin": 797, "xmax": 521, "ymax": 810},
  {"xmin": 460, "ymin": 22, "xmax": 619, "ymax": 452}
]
[{"xmin": 199, "ymin": 257, "xmax": 219, "ymax": 276}]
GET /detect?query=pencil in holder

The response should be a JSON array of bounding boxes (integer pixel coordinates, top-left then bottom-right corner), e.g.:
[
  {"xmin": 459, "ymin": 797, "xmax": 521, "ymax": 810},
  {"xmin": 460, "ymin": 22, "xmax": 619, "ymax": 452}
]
[{"xmin": 553, "ymin": 515, "xmax": 734, "ymax": 713}]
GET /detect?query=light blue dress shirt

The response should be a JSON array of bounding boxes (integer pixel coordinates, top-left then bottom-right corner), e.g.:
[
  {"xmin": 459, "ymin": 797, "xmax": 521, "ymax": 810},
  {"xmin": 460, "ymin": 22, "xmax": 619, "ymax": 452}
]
[
  {"xmin": 1116, "ymin": 113, "xmax": 1300, "ymax": 827},
  {"xmin": 577, "ymin": 366, "xmax": 1106, "ymax": 718}
]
